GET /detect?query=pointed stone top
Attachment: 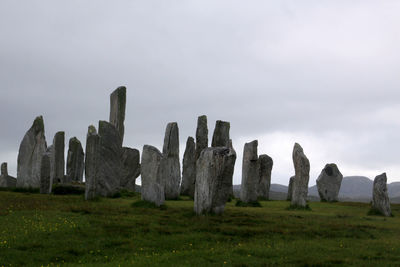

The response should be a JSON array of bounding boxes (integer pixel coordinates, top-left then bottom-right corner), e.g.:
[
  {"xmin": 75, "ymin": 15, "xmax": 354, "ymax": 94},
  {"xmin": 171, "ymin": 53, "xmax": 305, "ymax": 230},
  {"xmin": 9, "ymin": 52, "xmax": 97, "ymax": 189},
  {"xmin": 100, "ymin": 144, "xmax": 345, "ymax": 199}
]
[
  {"xmin": 87, "ymin": 125, "xmax": 97, "ymax": 136},
  {"xmin": 1, "ymin": 162, "xmax": 7, "ymax": 176},
  {"xmin": 162, "ymin": 122, "xmax": 179, "ymax": 157},
  {"xmin": 375, "ymin": 172, "xmax": 387, "ymax": 182},
  {"xmin": 32, "ymin": 115, "xmax": 45, "ymax": 134},
  {"xmin": 69, "ymin": 136, "xmax": 81, "ymax": 144}
]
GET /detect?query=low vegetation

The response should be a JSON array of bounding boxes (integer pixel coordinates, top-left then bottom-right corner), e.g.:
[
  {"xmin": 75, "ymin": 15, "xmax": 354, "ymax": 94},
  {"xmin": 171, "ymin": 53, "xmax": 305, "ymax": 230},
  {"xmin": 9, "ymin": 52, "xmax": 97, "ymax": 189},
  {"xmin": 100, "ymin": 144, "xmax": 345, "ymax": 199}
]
[{"xmin": 1, "ymin": 191, "xmax": 400, "ymax": 266}]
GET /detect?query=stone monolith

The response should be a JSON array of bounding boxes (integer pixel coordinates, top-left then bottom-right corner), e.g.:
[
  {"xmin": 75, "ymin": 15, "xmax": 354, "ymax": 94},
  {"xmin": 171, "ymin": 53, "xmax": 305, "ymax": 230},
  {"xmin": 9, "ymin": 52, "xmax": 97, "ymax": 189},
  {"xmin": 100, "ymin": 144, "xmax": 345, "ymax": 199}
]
[
  {"xmin": 258, "ymin": 154, "xmax": 273, "ymax": 199},
  {"xmin": 287, "ymin": 176, "xmax": 294, "ymax": 201},
  {"xmin": 66, "ymin": 137, "xmax": 85, "ymax": 183},
  {"xmin": 316, "ymin": 164, "xmax": 343, "ymax": 202},
  {"xmin": 121, "ymin": 147, "xmax": 141, "ymax": 191},
  {"xmin": 180, "ymin": 137, "xmax": 196, "ymax": 197},
  {"xmin": 49, "ymin": 132, "xmax": 65, "ymax": 191},
  {"xmin": 195, "ymin": 115, "xmax": 208, "ymax": 160},
  {"xmin": 40, "ymin": 150, "xmax": 51, "ymax": 194},
  {"xmin": 141, "ymin": 145, "xmax": 165, "ymax": 206},
  {"xmin": 85, "ymin": 126, "xmax": 100, "ymax": 200},
  {"xmin": 0, "ymin": 163, "xmax": 16, "ymax": 188},
  {"xmin": 211, "ymin": 120, "xmax": 230, "ymax": 147},
  {"xmin": 291, "ymin": 143, "xmax": 310, "ymax": 207},
  {"xmin": 240, "ymin": 140, "xmax": 259, "ymax": 203},
  {"xmin": 371, "ymin": 173, "xmax": 392, "ymax": 217},
  {"xmin": 109, "ymin": 86, "xmax": 126, "ymax": 143}
]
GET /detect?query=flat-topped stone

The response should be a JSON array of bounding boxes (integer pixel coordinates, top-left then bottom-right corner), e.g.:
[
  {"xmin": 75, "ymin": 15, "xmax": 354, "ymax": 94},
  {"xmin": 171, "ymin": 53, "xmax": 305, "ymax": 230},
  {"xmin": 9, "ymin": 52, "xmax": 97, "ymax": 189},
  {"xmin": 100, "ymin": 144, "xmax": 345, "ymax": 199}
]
[
  {"xmin": 66, "ymin": 137, "xmax": 85, "ymax": 183},
  {"xmin": 258, "ymin": 154, "xmax": 273, "ymax": 199},
  {"xmin": 0, "ymin": 163, "xmax": 16, "ymax": 188},
  {"xmin": 240, "ymin": 140, "xmax": 259, "ymax": 203},
  {"xmin": 372, "ymin": 173, "xmax": 392, "ymax": 217},
  {"xmin": 195, "ymin": 115, "xmax": 208, "ymax": 160},
  {"xmin": 180, "ymin": 137, "xmax": 196, "ymax": 197},
  {"xmin": 109, "ymin": 86, "xmax": 126, "ymax": 144},
  {"xmin": 211, "ymin": 120, "xmax": 230, "ymax": 147},
  {"xmin": 49, "ymin": 131, "xmax": 65, "ymax": 190}
]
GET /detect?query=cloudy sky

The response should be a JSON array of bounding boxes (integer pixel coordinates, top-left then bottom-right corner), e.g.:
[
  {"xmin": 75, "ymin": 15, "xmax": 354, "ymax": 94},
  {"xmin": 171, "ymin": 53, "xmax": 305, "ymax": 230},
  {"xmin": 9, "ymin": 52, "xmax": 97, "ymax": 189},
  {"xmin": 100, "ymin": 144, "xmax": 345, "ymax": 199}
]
[{"xmin": 1, "ymin": 1, "xmax": 399, "ymax": 186}]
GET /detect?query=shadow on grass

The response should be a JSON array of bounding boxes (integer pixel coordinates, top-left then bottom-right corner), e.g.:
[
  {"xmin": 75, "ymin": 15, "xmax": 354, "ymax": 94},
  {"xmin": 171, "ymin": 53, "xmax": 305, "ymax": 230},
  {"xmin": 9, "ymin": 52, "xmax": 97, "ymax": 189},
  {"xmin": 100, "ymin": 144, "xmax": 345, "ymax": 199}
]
[
  {"xmin": 131, "ymin": 200, "xmax": 167, "ymax": 210},
  {"xmin": 235, "ymin": 200, "xmax": 262, "ymax": 207},
  {"xmin": 367, "ymin": 208, "xmax": 393, "ymax": 217},
  {"xmin": 286, "ymin": 204, "xmax": 312, "ymax": 211}
]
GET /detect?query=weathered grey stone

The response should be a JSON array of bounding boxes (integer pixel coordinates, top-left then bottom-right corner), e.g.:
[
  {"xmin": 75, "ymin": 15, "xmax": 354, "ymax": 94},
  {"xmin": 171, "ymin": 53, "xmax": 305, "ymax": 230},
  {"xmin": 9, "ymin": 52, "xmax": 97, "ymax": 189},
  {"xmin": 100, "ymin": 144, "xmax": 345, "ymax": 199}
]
[
  {"xmin": 258, "ymin": 154, "xmax": 273, "ymax": 199},
  {"xmin": 66, "ymin": 137, "xmax": 85, "ymax": 183},
  {"xmin": 109, "ymin": 86, "xmax": 126, "ymax": 144},
  {"xmin": 120, "ymin": 147, "xmax": 141, "ymax": 191},
  {"xmin": 195, "ymin": 115, "xmax": 208, "ymax": 160},
  {"xmin": 180, "ymin": 137, "xmax": 196, "ymax": 197},
  {"xmin": 287, "ymin": 176, "xmax": 294, "ymax": 201},
  {"xmin": 372, "ymin": 173, "xmax": 392, "ymax": 217},
  {"xmin": 0, "ymin": 163, "xmax": 16, "ymax": 188},
  {"xmin": 159, "ymin": 122, "xmax": 181, "ymax": 200},
  {"xmin": 211, "ymin": 120, "xmax": 230, "ymax": 147},
  {"xmin": 141, "ymin": 145, "xmax": 165, "ymax": 206},
  {"xmin": 291, "ymin": 143, "xmax": 310, "ymax": 207},
  {"xmin": 240, "ymin": 140, "xmax": 259, "ymax": 203},
  {"xmin": 49, "ymin": 132, "xmax": 65, "ymax": 192},
  {"xmin": 85, "ymin": 126, "xmax": 100, "ymax": 200},
  {"xmin": 17, "ymin": 116, "xmax": 47, "ymax": 188},
  {"xmin": 228, "ymin": 139, "xmax": 235, "ymax": 197},
  {"xmin": 194, "ymin": 147, "xmax": 237, "ymax": 215},
  {"xmin": 316, "ymin": 164, "xmax": 343, "ymax": 202},
  {"xmin": 40, "ymin": 150, "xmax": 51, "ymax": 194}
]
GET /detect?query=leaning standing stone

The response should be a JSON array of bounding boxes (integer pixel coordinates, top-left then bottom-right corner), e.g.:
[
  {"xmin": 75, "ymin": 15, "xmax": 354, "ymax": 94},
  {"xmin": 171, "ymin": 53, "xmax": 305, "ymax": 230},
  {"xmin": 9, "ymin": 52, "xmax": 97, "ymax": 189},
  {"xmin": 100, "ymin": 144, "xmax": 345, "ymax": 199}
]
[
  {"xmin": 316, "ymin": 164, "xmax": 343, "ymax": 202},
  {"xmin": 66, "ymin": 137, "xmax": 85, "ymax": 183},
  {"xmin": 194, "ymin": 147, "xmax": 237, "ymax": 215},
  {"xmin": 141, "ymin": 145, "xmax": 165, "ymax": 207},
  {"xmin": 211, "ymin": 120, "xmax": 230, "ymax": 147},
  {"xmin": 85, "ymin": 126, "xmax": 100, "ymax": 200},
  {"xmin": 240, "ymin": 140, "xmax": 259, "ymax": 203},
  {"xmin": 180, "ymin": 137, "xmax": 196, "ymax": 197},
  {"xmin": 120, "ymin": 147, "xmax": 141, "ymax": 191},
  {"xmin": 258, "ymin": 154, "xmax": 273, "ymax": 199},
  {"xmin": 159, "ymin": 122, "xmax": 181, "ymax": 200},
  {"xmin": 371, "ymin": 173, "xmax": 392, "ymax": 217},
  {"xmin": 109, "ymin": 86, "xmax": 126, "ymax": 143},
  {"xmin": 40, "ymin": 150, "xmax": 51, "ymax": 194},
  {"xmin": 291, "ymin": 143, "xmax": 310, "ymax": 208},
  {"xmin": 195, "ymin": 115, "xmax": 208, "ymax": 160},
  {"xmin": 0, "ymin": 163, "xmax": 17, "ymax": 188},
  {"xmin": 287, "ymin": 176, "xmax": 294, "ymax": 201},
  {"xmin": 17, "ymin": 116, "xmax": 47, "ymax": 188}
]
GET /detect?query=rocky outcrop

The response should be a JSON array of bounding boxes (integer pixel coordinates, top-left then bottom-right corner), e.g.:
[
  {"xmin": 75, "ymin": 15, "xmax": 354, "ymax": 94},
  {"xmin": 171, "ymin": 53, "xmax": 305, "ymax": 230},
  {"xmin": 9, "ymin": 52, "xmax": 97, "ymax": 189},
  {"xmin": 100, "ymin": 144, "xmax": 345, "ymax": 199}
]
[
  {"xmin": 66, "ymin": 137, "xmax": 85, "ymax": 183},
  {"xmin": 40, "ymin": 150, "xmax": 51, "ymax": 194},
  {"xmin": 287, "ymin": 176, "xmax": 294, "ymax": 201},
  {"xmin": 141, "ymin": 145, "xmax": 165, "ymax": 206},
  {"xmin": 195, "ymin": 115, "xmax": 208, "ymax": 160},
  {"xmin": 109, "ymin": 86, "xmax": 126, "ymax": 144},
  {"xmin": 291, "ymin": 143, "xmax": 310, "ymax": 207},
  {"xmin": 194, "ymin": 147, "xmax": 237, "ymax": 215},
  {"xmin": 211, "ymin": 120, "xmax": 230, "ymax": 147},
  {"xmin": 17, "ymin": 116, "xmax": 47, "ymax": 188},
  {"xmin": 316, "ymin": 164, "xmax": 343, "ymax": 202},
  {"xmin": 0, "ymin": 163, "xmax": 16, "ymax": 188},
  {"xmin": 49, "ymin": 132, "xmax": 65, "ymax": 190},
  {"xmin": 120, "ymin": 147, "xmax": 141, "ymax": 191},
  {"xmin": 372, "ymin": 173, "xmax": 392, "ymax": 216},
  {"xmin": 85, "ymin": 126, "xmax": 100, "ymax": 200},
  {"xmin": 159, "ymin": 122, "xmax": 181, "ymax": 200},
  {"xmin": 240, "ymin": 140, "xmax": 259, "ymax": 203},
  {"xmin": 180, "ymin": 137, "xmax": 196, "ymax": 197},
  {"xmin": 258, "ymin": 154, "xmax": 273, "ymax": 199}
]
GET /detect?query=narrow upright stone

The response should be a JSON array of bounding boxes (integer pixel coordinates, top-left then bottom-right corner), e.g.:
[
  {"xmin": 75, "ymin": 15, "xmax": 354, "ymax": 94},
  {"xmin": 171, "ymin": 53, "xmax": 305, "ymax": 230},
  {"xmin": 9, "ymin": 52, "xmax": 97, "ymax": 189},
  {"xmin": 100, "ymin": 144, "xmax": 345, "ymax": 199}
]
[
  {"xmin": 159, "ymin": 122, "xmax": 181, "ymax": 200},
  {"xmin": 211, "ymin": 120, "xmax": 230, "ymax": 147},
  {"xmin": 195, "ymin": 115, "xmax": 208, "ymax": 160},
  {"xmin": 141, "ymin": 145, "xmax": 165, "ymax": 206},
  {"xmin": 49, "ymin": 131, "xmax": 65, "ymax": 190},
  {"xmin": 40, "ymin": 150, "xmax": 51, "ymax": 194},
  {"xmin": 66, "ymin": 137, "xmax": 85, "ymax": 183},
  {"xmin": 316, "ymin": 164, "xmax": 343, "ymax": 202},
  {"xmin": 287, "ymin": 176, "xmax": 294, "ymax": 201},
  {"xmin": 291, "ymin": 143, "xmax": 310, "ymax": 208},
  {"xmin": 120, "ymin": 147, "xmax": 141, "ymax": 191},
  {"xmin": 258, "ymin": 154, "xmax": 273, "ymax": 199},
  {"xmin": 0, "ymin": 163, "xmax": 17, "ymax": 188},
  {"xmin": 371, "ymin": 173, "xmax": 392, "ymax": 217},
  {"xmin": 194, "ymin": 147, "xmax": 237, "ymax": 215},
  {"xmin": 85, "ymin": 126, "xmax": 100, "ymax": 200},
  {"xmin": 180, "ymin": 137, "xmax": 196, "ymax": 197},
  {"xmin": 240, "ymin": 140, "xmax": 259, "ymax": 203},
  {"xmin": 17, "ymin": 116, "xmax": 47, "ymax": 188},
  {"xmin": 109, "ymin": 86, "xmax": 126, "ymax": 144}
]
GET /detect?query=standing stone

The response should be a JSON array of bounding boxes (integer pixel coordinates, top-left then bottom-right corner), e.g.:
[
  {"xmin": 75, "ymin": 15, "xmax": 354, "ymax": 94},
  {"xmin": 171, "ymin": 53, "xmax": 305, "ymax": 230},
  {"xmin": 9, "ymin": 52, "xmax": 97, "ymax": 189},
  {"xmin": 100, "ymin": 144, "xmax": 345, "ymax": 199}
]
[
  {"xmin": 141, "ymin": 145, "xmax": 165, "ymax": 207},
  {"xmin": 316, "ymin": 164, "xmax": 343, "ymax": 202},
  {"xmin": 228, "ymin": 139, "xmax": 236, "ymax": 197},
  {"xmin": 0, "ymin": 163, "xmax": 17, "ymax": 188},
  {"xmin": 291, "ymin": 143, "xmax": 310, "ymax": 208},
  {"xmin": 40, "ymin": 150, "xmax": 51, "ymax": 194},
  {"xmin": 194, "ymin": 147, "xmax": 237, "ymax": 215},
  {"xmin": 211, "ymin": 120, "xmax": 230, "ymax": 147},
  {"xmin": 240, "ymin": 140, "xmax": 259, "ymax": 203},
  {"xmin": 287, "ymin": 176, "xmax": 295, "ymax": 201},
  {"xmin": 109, "ymin": 86, "xmax": 126, "ymax": 144},
  {"xmin": 195, "ymin": 115, "xmax": 208, "ymax": 160},
  {"xmin": 120, "ymin": 147, "xmax": 141, "ymax": 191},
  {"xmin": 180, "ymin": 137, "xmax": 196, "ymax": 197},
  {"xmin": 371, "ymin": 173, "xmax": 392, "ymax": 217},
  {"xmin": 258, "ymin": 154, "xmax": 273, "ymax": 199},
  {"xmin": 66, "ymin": 137, "xmax": 85, "ymax": 183},
  {"xmin": 17, "ymin": 116, "xmax": 47, "ymax": 188},
  {"xmin": 49, "ymin": 132, "xmax": 65, "ymax": 191},
  {"xmin": 159, "ymin": 122, "xmax": 181, "ymax": 200},
  {"xmin": 85, "ymin": 126, "xmax": 100, "ymax": 200}
]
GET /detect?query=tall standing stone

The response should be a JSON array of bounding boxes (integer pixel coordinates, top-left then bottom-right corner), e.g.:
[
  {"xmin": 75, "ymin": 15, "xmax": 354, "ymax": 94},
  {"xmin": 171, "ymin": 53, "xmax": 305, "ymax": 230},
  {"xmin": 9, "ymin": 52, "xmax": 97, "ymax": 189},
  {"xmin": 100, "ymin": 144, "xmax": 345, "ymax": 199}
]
[
  {"xmin": 109, "ymin": 86, "xmax": 126, "ymax": 144},
  {"xmin": 180, "ymin": 137, "xmax": 196, "ymax": 197},
  {"xmin": 287, "ymin": 176, "xmax": 294, "ymax": 201},
  {"xmin": 316, "ymin": 164, "xmax": 343, "ymax": 202},
  {"xmin": 66, "ymin": 137, "xmax": 85, "ymax": 183},
  {"xmin": 240, "ymin": 140, "xmax": 259, "ymax": 203},
  {"xmin": 159, "ymin": 122, "xmax": 181, "ymax": 200},
  {"xmin": 194, "ymin": 147, "xmax": 237, "ymax": 215},
  {"xmin": 195, "ymin": 115, "xmax": 208, "ymax": 160},
  {"xmin": 258, "ymin": 154, "xmax": 273, "ymax": 199},
  {"xmin": 211, "ymin": 120, "xmax": 230, "ymax": 147},
  {"xmin": 291, "ymin": 143, "xmax": 310, "ymax": 208},
  {"xmin": 120, "ymin": 147, "xmax": 141, "ymax": 191},
  {"xmin": 141, "ymin": 145, "xmax": 165, "ymax": 206},
  {"xmin": 85, "ymin": 126, "xmax": 100, "ymax": 200},
  {"xmin": 17, "ymin": 116, "xmax": 47, "ymax": 188},
  {"xmin": 0, "ymin": 163, "xmax": 16, "ymax": 188},
  {"xmin": 49, "ymin": 131, "xmax": 65, "ymax": 191},
  {"xmin": 40, "ymin": 150, "xmax": 51, "ymax": 194},
  {"xmin": 371, "ymin": 173, "xmax": 392, "ymax": 217}
]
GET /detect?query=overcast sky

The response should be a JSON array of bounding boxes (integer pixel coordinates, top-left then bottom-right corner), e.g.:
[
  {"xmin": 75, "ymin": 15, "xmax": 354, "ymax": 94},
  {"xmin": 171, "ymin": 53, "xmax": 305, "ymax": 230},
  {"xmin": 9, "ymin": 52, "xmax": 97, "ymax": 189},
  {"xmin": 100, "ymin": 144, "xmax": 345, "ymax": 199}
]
[{"xmin": 1, "ymin": 1, "xmax": 400, "ymax": 186}]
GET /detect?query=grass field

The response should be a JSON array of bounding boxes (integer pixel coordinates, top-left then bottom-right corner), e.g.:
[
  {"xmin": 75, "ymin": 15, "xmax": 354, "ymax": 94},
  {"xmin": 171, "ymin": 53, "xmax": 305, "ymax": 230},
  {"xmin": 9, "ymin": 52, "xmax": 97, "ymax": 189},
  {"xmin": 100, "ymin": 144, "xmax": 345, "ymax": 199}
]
[{"xmin": 1, "ymin": 191, "xmax": 400, "ymax": 266}]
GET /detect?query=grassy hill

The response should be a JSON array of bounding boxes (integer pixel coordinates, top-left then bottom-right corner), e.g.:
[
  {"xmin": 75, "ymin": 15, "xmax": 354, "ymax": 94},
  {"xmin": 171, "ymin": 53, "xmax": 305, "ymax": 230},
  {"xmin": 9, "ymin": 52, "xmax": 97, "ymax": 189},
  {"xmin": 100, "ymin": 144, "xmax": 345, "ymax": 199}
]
[{"xmin": 1, "ymin": 191, "xmax": 400, "ymax": 266}]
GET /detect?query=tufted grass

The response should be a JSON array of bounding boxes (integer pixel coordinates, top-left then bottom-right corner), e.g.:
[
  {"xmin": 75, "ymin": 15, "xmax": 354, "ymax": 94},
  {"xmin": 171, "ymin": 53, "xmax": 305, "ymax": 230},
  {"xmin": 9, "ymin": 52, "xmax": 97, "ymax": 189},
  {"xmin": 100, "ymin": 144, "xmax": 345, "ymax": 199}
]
[{"xmin": 1, "ymin": 191, "xmax": 400, "ymax": 266}]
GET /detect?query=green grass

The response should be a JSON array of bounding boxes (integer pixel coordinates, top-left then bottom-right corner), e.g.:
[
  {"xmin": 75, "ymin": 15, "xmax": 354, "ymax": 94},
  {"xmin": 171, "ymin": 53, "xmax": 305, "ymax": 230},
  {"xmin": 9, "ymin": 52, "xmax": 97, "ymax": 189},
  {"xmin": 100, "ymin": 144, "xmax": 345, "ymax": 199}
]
[{"xmin": 1, "ymin": 191, "xmax": 400, "ymax": 266}]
